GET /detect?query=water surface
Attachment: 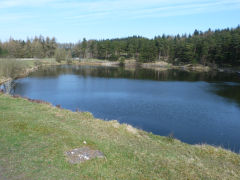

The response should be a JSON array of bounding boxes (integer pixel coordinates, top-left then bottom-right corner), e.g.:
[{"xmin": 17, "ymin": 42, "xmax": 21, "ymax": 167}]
[{"xmin": 12, "ymin": 65, "xmax": 240, "ymax": 152}]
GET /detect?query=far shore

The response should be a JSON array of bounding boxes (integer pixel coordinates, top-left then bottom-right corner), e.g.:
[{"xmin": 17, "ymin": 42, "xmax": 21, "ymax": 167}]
[
  {"xmin": 1, "ymin": 58, "xmax": 239, "ymax": 87},
  {"xmin": 71, "ymin": 59, "xmax": 240, "ymax": 73}
]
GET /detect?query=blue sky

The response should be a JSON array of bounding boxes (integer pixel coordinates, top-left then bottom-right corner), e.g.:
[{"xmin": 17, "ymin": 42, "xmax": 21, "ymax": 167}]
[{"xmin": 0, "ymin": 0, "xmax": 240, "ymax": 42}]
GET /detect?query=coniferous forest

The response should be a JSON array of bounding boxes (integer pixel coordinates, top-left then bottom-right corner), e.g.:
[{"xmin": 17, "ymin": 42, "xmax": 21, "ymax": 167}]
[{"xmin": 1, "ymin": 26, "xmax": 240, "ymax": 67}]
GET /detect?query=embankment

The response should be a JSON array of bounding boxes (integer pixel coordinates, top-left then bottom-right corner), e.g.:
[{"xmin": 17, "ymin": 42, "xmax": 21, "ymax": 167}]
[{"xmin": 0, "ymin": 94, "xmax": 240, "ymax": 179}]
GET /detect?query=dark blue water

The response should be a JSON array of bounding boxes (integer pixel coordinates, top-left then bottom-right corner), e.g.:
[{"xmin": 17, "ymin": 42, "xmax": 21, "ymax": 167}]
[{"xmin": 12, "ymin": 65, "xmax": 240, "ymax": 152}]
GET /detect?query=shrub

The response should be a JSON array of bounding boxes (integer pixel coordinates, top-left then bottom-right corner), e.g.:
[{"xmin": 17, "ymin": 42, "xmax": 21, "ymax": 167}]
[
  {"xmin": 119, "ymin": 57, "xmax": 125, "ymax": 66},
  {"xmin": 55, "ymin": 48, "xmax": 66, "ymax": 63},
  {"xmin": 0, "ymin": 59, "xmax": 26, "ymax": 78},
  {"xmin": 66, "ymin": 51, "xmax": 73, "ymax": 64}
]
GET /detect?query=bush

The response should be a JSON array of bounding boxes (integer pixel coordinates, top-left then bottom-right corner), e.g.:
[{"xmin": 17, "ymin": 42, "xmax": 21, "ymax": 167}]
[
  {"xmin": 55, "ymin": 48, "xmax": 66, "ymax": 63},
  {"xmin": 119, "ymin": 57, "xmax": 125, "ymax": 66},
  {"xmin": 34, "ymin": 60, "xmax": 43, "ymax": 67},
  {"xmin": 66, "ymin": 51, "xmax": 73, "ymax": 64},
  {"xmin": 0, "ymin": 59, "xmax": 26, "ymax": 78}
]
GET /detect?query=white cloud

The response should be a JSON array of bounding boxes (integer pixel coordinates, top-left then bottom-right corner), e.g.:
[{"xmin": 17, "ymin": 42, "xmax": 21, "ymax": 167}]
[
  {"xmin": 52, "ymin": 0, "xmax": 240, "ymax": 19},
  {"xmin": 128, "ymin": 0, "xmax": 240, "ymax": 19},
  {"xmin": 0, "ymin": 0, "xmax": 240, "ymax": 22},
  {"xmin": 46, "ymin": 0, "xmax": 239, "ymax": 24}
]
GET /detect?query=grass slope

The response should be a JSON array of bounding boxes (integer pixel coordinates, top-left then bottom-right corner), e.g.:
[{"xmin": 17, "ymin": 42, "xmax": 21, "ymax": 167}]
[{"xmin": 0, "ymin": 94, "xmax": 240, "ymax": 179}]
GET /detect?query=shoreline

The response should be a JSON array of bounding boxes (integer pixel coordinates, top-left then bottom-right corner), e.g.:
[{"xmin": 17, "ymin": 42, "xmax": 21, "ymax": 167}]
[
  {"xmin": 2, "ymin": 91, "xmax": 240, "ymax": 152},
  {"xmin": 5, "ymin": 92, "xmax": 240, "ymax": 154},
  {"xmin": 1, "ymin": 58, "xmax": 239, "ymax": 87},
  {"xmin": 0, "ymin": 93, "xmax": 240, "ymax": 179},
  {"xmin": 0, "ymin": 77, "xmax": 11, "ymax": 85},
  {"xmin": 0, "ymin": 59, "xmax": 63, "ymax": 86},
  {"xmin": 139, "ymin": 61, "xmax": 212, "ymax": 72}
]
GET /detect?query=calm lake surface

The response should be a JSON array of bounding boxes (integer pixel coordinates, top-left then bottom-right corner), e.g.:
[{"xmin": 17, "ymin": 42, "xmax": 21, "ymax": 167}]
[{"xmin": 12, "ymin": 65, "xmax": 240, "ymax": 152}]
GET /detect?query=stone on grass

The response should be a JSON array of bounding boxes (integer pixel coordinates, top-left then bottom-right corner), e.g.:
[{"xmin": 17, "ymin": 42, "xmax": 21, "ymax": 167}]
[{"xmin": 65, "ymin": 147, "xmax": 105, "ymax": 164}]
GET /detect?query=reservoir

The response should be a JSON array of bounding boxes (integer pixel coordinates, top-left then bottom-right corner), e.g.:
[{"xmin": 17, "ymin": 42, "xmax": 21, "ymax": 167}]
[{"xmin": 11, "ymin": 65, "xmax": 240, "ymax": 152}]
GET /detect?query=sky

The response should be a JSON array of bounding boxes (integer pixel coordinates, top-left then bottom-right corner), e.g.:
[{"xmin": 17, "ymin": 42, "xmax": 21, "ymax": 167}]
[{"xmin": 0, "ymin": 0, "xmax": 240, "ymax": 43}]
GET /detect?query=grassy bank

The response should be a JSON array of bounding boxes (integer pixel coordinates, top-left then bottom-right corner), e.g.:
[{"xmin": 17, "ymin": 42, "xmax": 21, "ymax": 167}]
[
  {"xmin": 0, "ymin": 59, "xmax": 28, "ymax": 84},
  {"xmin": 0, "ymin": 58, "xmax": 61, "ymax": 84},
  {"xmin": 0, "ymin": 94, "xmax": 240, "ymax": 179}
]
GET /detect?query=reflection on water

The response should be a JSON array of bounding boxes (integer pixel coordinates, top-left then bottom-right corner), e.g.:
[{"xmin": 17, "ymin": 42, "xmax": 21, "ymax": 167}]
[
  {"xmin": 33, "ymin": 65, "xmax": 240, "ymax": 82},
  {"xmin": 213, "ymin": 83, "xmax": 240, "ymax": 107},
  {"xmin": 12, "ymin": 65, "xmax": 240, "ymax": 153}
]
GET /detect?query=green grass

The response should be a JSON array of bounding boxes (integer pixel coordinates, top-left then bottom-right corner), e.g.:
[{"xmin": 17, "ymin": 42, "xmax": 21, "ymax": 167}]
[{"xmin": 0, "ymin": 94, "xmax": 240, "ymax": 179}]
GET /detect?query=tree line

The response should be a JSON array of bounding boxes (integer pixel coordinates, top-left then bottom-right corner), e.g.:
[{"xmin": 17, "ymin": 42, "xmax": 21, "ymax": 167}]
[
  {"xmin": 0, "ymin": 36, "xmax": 57, "ymax": 58},
  {"xmin": 1, "ymin": 26, "xmax": 240, "ymax": 66}
]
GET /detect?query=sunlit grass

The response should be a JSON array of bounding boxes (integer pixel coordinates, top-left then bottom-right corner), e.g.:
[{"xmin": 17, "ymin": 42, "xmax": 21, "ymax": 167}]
[{"xmin": 0, "ymin": 94, "xmax": 240, "ymax": 179}]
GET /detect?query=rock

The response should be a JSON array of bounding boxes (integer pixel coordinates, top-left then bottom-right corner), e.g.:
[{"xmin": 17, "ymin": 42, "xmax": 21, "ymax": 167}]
[{"xmin": 65, "ymin": 147, "xmax": 105, "ymax": 164}]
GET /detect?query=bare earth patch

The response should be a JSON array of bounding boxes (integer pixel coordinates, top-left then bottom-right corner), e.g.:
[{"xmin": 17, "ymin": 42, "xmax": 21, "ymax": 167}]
[
  {"xmin": 126, "ymin": 125, "xmax": 138, "ymax": 135},
  {"xmin": 65, "ymin": 147, "xmax": 105, "ymax": 164}
]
